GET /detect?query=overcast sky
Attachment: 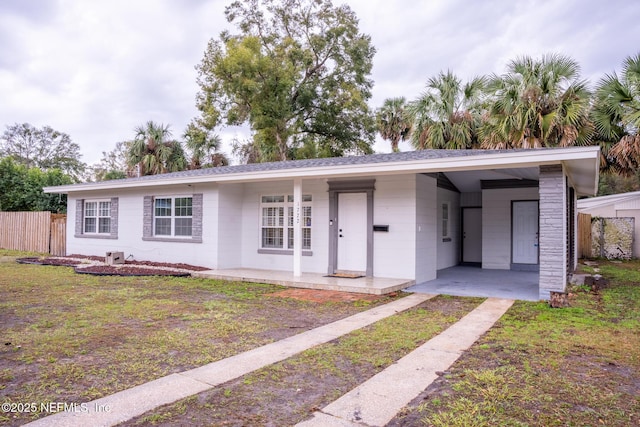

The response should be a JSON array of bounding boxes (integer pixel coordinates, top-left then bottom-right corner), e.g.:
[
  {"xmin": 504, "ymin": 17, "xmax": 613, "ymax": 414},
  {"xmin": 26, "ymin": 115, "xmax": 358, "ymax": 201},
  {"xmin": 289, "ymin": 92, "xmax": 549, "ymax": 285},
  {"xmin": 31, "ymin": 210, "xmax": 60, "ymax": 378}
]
[{"xmin": 1, "ymin": 0, "xmax": 638, "ymax": 165}]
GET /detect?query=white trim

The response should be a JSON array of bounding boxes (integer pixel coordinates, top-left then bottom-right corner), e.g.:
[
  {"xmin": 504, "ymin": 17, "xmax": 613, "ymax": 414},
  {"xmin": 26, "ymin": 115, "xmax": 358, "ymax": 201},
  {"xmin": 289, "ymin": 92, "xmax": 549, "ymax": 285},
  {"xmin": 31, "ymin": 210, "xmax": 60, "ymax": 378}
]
[
  {"xmin": 83, "ymin": 199, "xmax": 111, "ymax": 235},
  {"xmin": 45, "ymin": 147, "xmax": 601, "ymax": 195},
  {"xmin": 293, "ymin": 178, "xmax": 302, "ymax": 277},
  {"xmin": 153, "ymin": 195, "xmax": 193, "ymax": 238},
  {"xmin": 259, "ymin": 193, "xmax": 312, "ymax": 252}
]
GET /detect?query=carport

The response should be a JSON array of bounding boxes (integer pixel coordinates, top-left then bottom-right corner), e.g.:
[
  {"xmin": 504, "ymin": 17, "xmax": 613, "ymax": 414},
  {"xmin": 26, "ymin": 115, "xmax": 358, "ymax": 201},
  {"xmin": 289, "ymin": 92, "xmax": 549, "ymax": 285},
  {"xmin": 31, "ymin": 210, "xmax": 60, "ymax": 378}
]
[{"xmin": 406, "ymin": 266, "xmax": 539, "ymax": 301}]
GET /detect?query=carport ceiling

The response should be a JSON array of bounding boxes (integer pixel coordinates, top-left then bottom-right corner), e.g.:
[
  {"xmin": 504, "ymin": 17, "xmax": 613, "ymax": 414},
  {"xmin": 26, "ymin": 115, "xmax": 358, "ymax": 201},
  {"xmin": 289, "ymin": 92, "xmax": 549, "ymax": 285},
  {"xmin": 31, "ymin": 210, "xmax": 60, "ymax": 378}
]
[{"xmin": 443, "ymin": 168, "xmax": 539, "ymax": 192}]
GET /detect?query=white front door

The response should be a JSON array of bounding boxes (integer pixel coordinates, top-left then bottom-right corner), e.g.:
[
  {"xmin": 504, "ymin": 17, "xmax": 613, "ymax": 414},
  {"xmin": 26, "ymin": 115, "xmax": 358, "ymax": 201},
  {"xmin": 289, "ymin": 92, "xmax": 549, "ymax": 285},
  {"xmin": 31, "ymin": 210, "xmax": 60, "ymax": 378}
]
[
  {"xmin": 463, "ymin": 208, "xmax": 482, "ymax": 263},
  {"xmin": 337, "ymin": 192, "xmax": 367, "ymax": 272},
  {"xmin": 512, "ymin": 201, "xmax": 539, "ymax": 264}
]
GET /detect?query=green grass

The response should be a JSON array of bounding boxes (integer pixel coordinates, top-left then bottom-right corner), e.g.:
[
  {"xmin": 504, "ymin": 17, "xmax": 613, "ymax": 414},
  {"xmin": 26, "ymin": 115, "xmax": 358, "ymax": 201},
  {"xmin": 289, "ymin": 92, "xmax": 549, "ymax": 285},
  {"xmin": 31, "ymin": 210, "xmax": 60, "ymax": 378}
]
[
  {"xmin": 125, "ymin": 295, "xmax": 484, "ymax": 426},
  {"xmin": 400, "ymin": 259, "xmax": 640, "ymax": 427},
  {"xmin": 0, "ymin": 255, "xmax": 400, "ymax": 426}
]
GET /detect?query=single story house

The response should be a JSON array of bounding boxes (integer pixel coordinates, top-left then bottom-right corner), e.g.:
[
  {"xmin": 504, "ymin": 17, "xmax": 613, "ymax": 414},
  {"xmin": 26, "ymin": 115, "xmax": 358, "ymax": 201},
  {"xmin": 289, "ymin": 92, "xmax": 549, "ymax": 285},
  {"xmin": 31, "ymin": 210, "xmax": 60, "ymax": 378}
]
[
  {"xmin": 578, "ymin": 190, "xmax": 640, "ymax": 257},
  {"xmin": 45, "ymin": 146, "xmax": 600, "ymax": 300}
]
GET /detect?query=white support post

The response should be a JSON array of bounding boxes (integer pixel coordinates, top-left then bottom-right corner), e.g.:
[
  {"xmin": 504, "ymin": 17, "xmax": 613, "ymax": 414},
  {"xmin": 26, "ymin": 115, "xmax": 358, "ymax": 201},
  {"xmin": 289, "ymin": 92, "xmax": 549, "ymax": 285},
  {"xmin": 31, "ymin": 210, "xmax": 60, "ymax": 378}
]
[{"xmin": 293, "ymin": 178, "xmax": 302, "ymax": 277}]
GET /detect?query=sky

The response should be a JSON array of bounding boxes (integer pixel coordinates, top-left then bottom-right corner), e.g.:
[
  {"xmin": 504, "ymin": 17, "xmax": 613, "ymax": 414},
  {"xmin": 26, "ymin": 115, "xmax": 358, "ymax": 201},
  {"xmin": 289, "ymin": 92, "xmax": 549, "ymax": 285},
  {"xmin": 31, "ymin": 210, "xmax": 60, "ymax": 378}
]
[{"xmin": 1, "ymin": 0, "xmax": 639, "ymax": 166}]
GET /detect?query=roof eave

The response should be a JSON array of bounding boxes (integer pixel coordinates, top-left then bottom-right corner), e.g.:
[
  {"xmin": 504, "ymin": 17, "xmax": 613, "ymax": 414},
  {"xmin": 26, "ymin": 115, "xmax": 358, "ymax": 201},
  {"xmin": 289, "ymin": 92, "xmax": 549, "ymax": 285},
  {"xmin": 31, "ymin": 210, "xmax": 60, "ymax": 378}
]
[{"xmin": 44, "ymin": 146, "xmax": 601, "ymax": 194}]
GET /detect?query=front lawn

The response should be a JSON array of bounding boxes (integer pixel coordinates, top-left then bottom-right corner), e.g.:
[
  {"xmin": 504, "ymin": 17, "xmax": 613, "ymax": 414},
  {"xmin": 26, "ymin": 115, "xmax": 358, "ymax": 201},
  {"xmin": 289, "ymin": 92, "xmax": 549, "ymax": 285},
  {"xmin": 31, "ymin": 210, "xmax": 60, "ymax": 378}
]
[
  {"xmin": 388, "ymin": 259, "xmax": 640, "ymax": 427},
  {"xmin": 0, "ymin": 252, "xmax": 400, "ymax": 426}
]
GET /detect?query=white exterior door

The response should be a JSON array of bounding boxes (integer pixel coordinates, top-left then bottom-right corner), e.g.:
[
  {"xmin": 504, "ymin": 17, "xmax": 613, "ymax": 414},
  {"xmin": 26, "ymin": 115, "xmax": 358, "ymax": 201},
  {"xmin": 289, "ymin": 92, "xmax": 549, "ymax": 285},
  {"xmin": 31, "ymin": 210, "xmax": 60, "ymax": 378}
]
[
  {"xmin": 512, "ymin": 201, "xmax": 539, "ymax": 264},
  {"xmin": 463, "ymin": 208, "xmax": 482, "ymax": 263},
  {"xmin": 337, "ymin": 193, "xmax": 367, "ymax": 272}
]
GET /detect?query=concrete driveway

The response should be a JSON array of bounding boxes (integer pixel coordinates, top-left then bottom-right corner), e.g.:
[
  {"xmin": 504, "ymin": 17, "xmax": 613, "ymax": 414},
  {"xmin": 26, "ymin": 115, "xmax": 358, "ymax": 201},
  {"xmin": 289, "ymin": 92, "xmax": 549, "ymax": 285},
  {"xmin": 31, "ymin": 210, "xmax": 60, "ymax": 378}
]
[{"xmin": 406, "ymin": 266, "xmax": 539, "ymax": 301}]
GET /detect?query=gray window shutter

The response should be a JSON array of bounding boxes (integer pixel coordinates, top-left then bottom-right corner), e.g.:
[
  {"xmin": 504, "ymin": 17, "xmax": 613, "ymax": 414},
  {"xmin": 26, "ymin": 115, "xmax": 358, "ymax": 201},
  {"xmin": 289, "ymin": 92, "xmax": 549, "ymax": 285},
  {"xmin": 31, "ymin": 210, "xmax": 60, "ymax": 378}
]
[
  {"xmin": 75, "ymin": 199, "xmax": 84, "ymax": 235},
  {"xmin": 110, "ymin": 197, "xmax": 119, "ymax": 238},
  {"xmin": 143, "ymin": 196, "xmax": 153, "ymax": 238},
  {"xmin": 192, "ymin": 193, "xmax": 203, "ymax": 241}
]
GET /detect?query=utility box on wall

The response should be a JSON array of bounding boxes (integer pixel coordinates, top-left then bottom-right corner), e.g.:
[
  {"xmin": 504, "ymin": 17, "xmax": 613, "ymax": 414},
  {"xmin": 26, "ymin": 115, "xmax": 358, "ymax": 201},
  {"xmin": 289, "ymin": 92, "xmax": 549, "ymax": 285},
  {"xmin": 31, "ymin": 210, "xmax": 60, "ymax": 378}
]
[{"xmin": 105, "ymin": 251, "xmax": 125, "ymax": 265}]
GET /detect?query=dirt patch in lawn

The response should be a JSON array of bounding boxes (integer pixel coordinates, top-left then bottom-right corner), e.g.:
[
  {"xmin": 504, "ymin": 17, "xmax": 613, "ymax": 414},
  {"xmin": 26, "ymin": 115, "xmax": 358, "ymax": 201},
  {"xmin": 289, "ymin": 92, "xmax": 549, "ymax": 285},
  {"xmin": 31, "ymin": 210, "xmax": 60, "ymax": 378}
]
[{"xmin": 266, "ymin": 288, "xmax": 394, "ymax": 303}]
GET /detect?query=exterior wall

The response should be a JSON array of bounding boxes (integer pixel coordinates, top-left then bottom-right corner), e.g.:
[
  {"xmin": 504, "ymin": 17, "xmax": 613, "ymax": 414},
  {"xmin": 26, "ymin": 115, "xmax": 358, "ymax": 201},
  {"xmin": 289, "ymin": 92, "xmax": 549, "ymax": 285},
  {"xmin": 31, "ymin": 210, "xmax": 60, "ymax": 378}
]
[
  {"xmin": 539, "ymin": 165, "xmax": 567, "ymax": 299},
  {"xmin": 66, "ymin": 183, "xmax": 219, "ymax": 268},
  {"xmin": 581, "ymin": 205, "xmax": 614, "ymax": 217},
  {"xmin": 482, "ymin": 187, "xmax": 539, "ymax": 269},
  {"xmin": 240, "ymin": 179, "xmax": 329, "ymax": 273},
  {"xmin": 217, "ymin": 184, "xmax": 244, "ymax": 268},
  {"xmin": 461, "ymin": 192, "xmax": 482, "ymax": 207},
  {"xmin": 372, "ymin": 174, "xmax": 418, "ymax": 279},
  {"xmin": 437, "ymin": 187, "xmax": 460, "ymax": 269},
  {"xmin": 617, "ymin": 209, "xmax": 640, "ymax": 257},
  {"xmin": 415, "ymin": 174, "xmax": 437, "ymax": 283}
]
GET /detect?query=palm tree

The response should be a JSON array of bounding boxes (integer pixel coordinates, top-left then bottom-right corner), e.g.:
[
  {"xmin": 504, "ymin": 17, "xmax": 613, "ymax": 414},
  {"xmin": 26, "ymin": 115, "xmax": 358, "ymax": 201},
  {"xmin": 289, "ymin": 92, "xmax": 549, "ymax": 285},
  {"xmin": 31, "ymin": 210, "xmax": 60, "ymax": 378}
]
[
  {"xmin": 183, "ymin": 123, "xmax": 229, "ymax": 168},
  {"xmin": 376, "ymin": 97, "xmax": 412, "ymax": 152},
  {"xmin": 127, "ymin": 121, "xmax": 187, "ymax": 176},
  {"xmin": 592, "ymin": 53, "xmax": 640, "ymax": 175},
  {"xmin": 479, "ymin": 54, "xmax": 593, "ymax": 149},
  {"xmin": 408, "ymin": 71, "xmax": 486, "ymax": 150}
]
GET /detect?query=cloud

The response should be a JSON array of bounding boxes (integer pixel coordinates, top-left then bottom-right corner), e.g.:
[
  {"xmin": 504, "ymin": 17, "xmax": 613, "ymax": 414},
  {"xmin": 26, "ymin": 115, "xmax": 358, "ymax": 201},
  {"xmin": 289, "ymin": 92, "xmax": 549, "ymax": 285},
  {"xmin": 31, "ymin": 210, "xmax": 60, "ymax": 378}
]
[{"xmin": 0, "ymin": 0, "xmax": 638, "ymax": 163}]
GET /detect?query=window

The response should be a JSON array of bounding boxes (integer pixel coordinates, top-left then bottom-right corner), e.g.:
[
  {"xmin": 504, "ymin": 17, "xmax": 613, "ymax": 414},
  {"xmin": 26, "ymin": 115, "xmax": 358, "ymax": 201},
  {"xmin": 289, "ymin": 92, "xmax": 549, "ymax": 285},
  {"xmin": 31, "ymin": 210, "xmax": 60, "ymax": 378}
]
[
  {"xmin": 442, "ymin": 202, "xmax": 449, "ymax": 239},
  {"xmin": 154, "ymin": 196, "xmax": 193, "ymax": 237},
  {"xmin": 261, "ymin": 194, "xmax": 312, "ymax": 250},
  {"xmin": 84, "ymin": 200, "xmax": 111, "ymax": 234},
  {"xmin": 75, "ymin": 198, "xmax": 118, "ymax": 239}
]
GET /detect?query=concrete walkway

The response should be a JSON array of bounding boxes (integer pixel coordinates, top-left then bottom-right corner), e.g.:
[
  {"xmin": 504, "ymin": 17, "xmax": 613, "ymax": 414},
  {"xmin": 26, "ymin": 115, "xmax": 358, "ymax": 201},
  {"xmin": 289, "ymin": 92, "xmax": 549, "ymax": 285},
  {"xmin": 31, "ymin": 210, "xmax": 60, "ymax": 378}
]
[
  {"xmin": 297, "ymin": 298, "xmax": 514, "ymax": 427},
  {"xmin": 26, "ymin": 293, "xmax": 435, "ymax": 427}
]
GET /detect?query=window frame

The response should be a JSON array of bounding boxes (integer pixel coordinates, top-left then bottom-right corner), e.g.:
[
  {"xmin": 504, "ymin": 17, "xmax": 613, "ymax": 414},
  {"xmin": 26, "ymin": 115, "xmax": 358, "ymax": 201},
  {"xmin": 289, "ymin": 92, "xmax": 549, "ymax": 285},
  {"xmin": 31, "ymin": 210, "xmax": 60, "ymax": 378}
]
[
  {"xmin": 441, "ymin": 202, "xmax": 450, "ymax": 240},
  {"xmin": 83, "ymin": 199, "xmax": 112, "ymax": 235},
  {"xmin": 73, "ymin": 197, "xmax": 119, "ymax": 240},
  {"xmin": 153, "ymin": 196, "xmax": 193, "ymax": 238},
  {"xmin": 259, "ymin": 194, "xmax": 312, "ymax": 252}
]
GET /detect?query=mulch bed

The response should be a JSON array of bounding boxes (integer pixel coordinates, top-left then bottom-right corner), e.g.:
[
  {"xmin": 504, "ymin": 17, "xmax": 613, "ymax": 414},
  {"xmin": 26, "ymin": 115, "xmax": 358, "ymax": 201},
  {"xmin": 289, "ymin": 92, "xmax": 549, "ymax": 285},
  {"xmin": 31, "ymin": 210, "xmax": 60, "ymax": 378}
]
[
  {"xmin": 74, "ymin": 265, "xmax": 191, "ymax": 277},
  {"xmin": 15, "ymin": 256, "xmax": 206, "ymax": 277}
]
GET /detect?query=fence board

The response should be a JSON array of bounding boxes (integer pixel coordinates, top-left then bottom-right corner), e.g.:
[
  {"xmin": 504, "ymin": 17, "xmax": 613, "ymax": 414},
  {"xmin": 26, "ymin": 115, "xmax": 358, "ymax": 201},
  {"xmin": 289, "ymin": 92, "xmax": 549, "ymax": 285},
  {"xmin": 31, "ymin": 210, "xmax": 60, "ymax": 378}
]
[
  {"xmin": 577, "ymin": 212, "xmax": 591, "ymax": 258},
  {"xmin": 50, "ymin": 214, "xmax": 67, "ymax": 256},
  {"xmin": 0, "ymin": 211, "xmax": 66, "ymax": 254}
]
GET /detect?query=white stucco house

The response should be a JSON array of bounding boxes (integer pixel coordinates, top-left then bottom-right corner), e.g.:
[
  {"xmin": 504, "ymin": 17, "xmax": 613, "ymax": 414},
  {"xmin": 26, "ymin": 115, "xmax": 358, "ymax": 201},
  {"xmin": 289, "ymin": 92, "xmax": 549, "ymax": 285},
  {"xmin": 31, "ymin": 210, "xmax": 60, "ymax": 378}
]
[
  {"xmin": 578, "ymin": 190, "xmax": 640, "ymax": 258},
  {"xmin": 45, "ymin": 146, "xmax": 600, "ymax": 300}
]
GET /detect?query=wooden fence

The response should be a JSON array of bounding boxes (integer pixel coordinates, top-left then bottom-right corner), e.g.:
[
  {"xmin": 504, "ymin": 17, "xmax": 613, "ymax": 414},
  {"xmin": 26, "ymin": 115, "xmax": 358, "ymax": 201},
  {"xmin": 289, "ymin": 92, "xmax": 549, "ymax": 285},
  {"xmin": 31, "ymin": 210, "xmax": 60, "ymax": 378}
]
[
  {"xmin": 0, "ymin": 212, "xmax": 66, "ymax": 255},
  {"xmin": 577, "ymin": 212, "xmax": 592, "ymax": 259}
]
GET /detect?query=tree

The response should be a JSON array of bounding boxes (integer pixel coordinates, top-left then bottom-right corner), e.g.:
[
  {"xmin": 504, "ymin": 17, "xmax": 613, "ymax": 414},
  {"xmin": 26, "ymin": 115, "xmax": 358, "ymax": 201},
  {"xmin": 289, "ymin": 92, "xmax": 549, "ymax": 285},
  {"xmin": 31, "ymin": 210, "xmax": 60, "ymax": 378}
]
[
  {"xmin": 0, "ymin": 123, "xmax": 85, "ymax": 179},
  {"xmin": 194, "ymin": 0, "xmax": 376, "ymax": 163},
  {"xmin": 126, "ymin": 121, "xmax": 187, "ymax": 176},
  {"xmin": 0, "ymin": 157, "xmax": 72, "ymax": 213},
  {"xmin": 592, "ymin": 53, "xmax": 640, "ymax": 175},
  {"xmin": 376, "ymin": 97, "xmax": 412, "ymax": 152},
  {"xmin": 183, "ymin": 123, "xmax": 229, "ymax": 169},
  {"xmin": 92, "ymin": 141, "xmax": 131, "ymax": 181},
  {"xmin": 408, "ymin": 71, "xmax": 486, "ymax": 150},
  {"xmin": 479, "ymin": 54, "xmax": 593, "ymax": 149}
]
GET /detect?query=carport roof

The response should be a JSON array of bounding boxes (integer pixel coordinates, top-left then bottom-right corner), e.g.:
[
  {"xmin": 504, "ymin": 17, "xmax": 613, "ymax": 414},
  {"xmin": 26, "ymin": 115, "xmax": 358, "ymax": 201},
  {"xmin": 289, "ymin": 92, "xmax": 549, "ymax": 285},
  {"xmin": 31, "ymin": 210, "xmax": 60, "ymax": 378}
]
[{"xmin": 45, "ymin": 146, "xmax": 600, "ymax": 196}]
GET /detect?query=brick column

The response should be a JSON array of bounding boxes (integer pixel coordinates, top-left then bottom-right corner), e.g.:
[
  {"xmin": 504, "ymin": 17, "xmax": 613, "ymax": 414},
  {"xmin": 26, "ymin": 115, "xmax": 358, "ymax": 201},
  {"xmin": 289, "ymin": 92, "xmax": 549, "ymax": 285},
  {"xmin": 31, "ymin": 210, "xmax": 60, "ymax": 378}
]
[{"xmin": 538, "ymin": 164, "xmax": 566, "ymax": 300}]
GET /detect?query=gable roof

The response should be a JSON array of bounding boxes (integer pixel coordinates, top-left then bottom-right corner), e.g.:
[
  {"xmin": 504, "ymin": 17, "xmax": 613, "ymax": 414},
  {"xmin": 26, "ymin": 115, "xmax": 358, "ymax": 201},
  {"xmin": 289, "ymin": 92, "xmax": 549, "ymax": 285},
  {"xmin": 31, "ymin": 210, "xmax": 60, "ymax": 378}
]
[{"xmin": 45, "ymin": 146, "xmax": 600, "ymax": 196}]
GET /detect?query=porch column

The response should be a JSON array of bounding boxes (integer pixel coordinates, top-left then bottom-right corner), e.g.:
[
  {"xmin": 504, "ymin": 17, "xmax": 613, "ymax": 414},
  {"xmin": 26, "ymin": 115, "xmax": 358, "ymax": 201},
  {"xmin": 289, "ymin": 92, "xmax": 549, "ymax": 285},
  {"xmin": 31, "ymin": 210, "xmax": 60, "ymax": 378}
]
[
  {"xmin": 538, "ymin": 164, "xmax": 566, "ymax": 300},
  {"xmin": 293, "ymin": 178, "xmax": 302, "ymax": 277}
]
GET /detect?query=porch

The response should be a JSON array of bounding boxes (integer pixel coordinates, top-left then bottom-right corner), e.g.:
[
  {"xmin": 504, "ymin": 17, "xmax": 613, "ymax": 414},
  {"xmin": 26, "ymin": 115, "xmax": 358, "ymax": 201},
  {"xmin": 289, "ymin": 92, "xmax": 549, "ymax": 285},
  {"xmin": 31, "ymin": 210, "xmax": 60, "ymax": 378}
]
[
  {"xmin": 192, "ymin": 268, "xmax": 415, "ymax": 295},
  {"xmin": 407, "ymin": 266, "xmax": 539, "ymax": 301}
]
